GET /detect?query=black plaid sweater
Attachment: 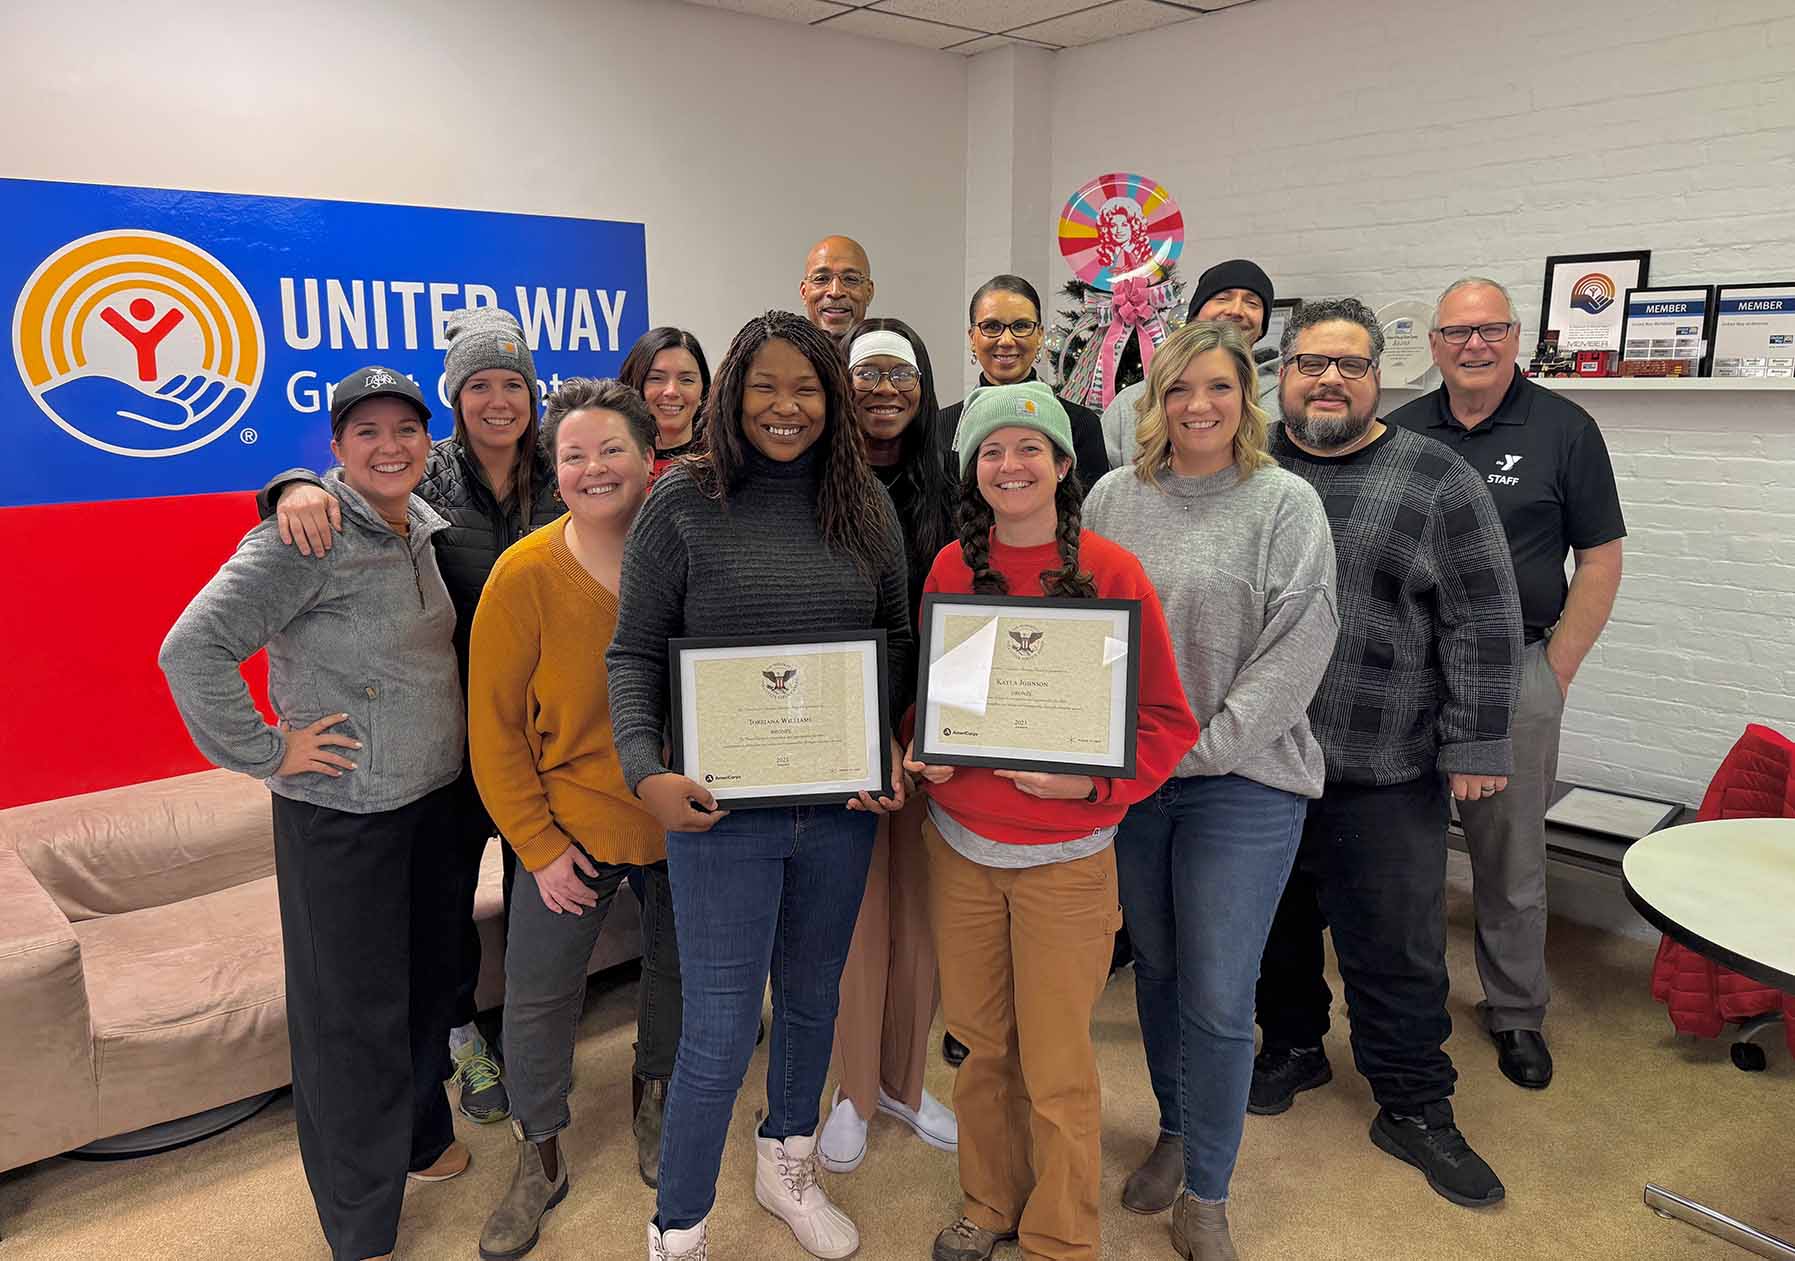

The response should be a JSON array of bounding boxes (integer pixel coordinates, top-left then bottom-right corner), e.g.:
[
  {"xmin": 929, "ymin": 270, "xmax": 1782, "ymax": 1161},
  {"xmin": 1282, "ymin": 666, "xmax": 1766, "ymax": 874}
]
[{"xmin": 1271, "ymin": 423, "xmax": 1521, "ymax": 786}]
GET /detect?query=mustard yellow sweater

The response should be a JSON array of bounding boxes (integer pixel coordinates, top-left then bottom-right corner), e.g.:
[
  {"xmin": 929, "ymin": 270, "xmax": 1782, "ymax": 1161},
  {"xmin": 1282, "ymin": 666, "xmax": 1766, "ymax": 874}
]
[{"xmin": 468, "ymin": 518, "xmax": 664, "ymax": 871}]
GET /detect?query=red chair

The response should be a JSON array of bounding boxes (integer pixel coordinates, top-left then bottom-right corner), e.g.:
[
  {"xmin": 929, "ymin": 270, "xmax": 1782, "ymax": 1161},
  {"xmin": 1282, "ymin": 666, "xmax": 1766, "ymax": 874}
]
[{"xmin": 1647, "ymin": 723, "xmax": 1795, "ymax": 1069}]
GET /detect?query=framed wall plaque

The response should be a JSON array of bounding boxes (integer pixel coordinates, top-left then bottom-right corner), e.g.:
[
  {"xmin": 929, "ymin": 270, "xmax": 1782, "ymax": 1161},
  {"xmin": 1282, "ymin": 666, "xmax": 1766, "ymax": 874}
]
[
  {"xmin": 1539, "ymin": 250, "xmax": 1651, "ymax": 354},
  {"xmin": 1711, "ymin": 282, "xmax": 1795, "ymax": 379},
  {"xmin": 1377, "ymin": 298, "xmax": 1437, "ymax": 387},
  {"xmin": 1619, "ymin": 285, "xmax": 1715, "ymax": 377}
]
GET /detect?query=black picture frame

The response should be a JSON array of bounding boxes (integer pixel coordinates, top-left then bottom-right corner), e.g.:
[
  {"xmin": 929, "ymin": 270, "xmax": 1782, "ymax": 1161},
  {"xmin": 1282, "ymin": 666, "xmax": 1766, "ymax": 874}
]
[
  {"xmin": 667, "ymin": 629, "xmax": 892, "ymax": 810},
  {"xmin": 914, "ymin": 593, "xmax": 1142, "ymax": 777},
  {"xmin": 1619, "ymin": 285, "xmax": 1717, "ymax": 377},
  {"xmin": 1539, "ymin": 250, "xmax": 1652, "ymax": 350}
]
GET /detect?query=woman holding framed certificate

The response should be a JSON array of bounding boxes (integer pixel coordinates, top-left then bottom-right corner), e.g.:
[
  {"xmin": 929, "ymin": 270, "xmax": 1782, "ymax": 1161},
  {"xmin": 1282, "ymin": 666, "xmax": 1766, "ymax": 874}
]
[
  {"xmin": 1082, "ymin": 322, "xmax": 1337, "ymax": 1260},
  {"xmin": 606, "ymin": 311, "xmax": 914, "ymax": 1261},
  {"xmin": 815, "ymin": 319, "xmax": 961, "ymax": 1175},
  {"xmin": 904, "ymin": 381, "xmax": 1199, "ymax": 1261}
]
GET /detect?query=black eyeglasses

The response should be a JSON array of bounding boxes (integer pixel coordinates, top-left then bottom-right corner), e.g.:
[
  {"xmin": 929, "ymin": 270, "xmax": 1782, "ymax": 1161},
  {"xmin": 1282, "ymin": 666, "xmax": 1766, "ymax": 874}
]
[
  {"xmin": 1291, "ymin": 353, "xmax": 1376, "ymax": 379},
  {"xmin": 1435, "ymin": 322, "xmax": 1516, "ymax": 346},
  {"xmin": 804, "ymin": 269, "xmax": 869, "ymax": 291},
  {"xmin": 974, "ymin": 318, "xmax": 1040, "ymax": 340},
  {"xmin": 850, "ymin": 364, "xmax": 920, "ymax": 391}
]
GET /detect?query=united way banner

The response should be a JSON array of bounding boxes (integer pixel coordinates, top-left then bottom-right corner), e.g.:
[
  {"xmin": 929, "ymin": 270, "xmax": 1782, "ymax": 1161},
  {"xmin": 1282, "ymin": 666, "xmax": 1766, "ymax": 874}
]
[{"xmin": 2, "ymin": 178, "xmax": 649, "ymax": 508}]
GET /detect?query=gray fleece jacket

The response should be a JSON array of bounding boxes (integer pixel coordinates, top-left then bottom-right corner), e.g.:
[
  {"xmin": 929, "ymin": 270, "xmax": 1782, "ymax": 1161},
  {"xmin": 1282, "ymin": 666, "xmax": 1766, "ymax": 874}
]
[
  {"xmin": 159, "ymin": 472, "xmax": 465, "ymax": 814},
  {"xmin": 1083, "ymin": 461, "xmax": 1338, "ymax": 797}
]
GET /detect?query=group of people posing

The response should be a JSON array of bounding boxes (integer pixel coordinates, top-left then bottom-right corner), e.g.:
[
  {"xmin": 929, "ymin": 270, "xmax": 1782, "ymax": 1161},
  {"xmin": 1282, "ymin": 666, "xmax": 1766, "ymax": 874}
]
[{"xmin": 158, "ymin": 234, "xmax": 1626, "ymax": 1261}]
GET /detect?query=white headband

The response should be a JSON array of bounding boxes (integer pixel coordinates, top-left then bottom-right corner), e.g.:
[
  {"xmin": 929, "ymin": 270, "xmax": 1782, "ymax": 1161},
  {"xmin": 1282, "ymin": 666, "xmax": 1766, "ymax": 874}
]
[{"xmin": 847, "ymin": 330, "xmax": 919, "ymax": 370}]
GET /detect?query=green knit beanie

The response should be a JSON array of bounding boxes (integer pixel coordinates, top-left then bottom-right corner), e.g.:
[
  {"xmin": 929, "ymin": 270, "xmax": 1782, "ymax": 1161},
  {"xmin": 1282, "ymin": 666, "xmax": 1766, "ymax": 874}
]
[{"xmin": 953, "ymin": 380, "xmax": 1075, "ymax": 477}]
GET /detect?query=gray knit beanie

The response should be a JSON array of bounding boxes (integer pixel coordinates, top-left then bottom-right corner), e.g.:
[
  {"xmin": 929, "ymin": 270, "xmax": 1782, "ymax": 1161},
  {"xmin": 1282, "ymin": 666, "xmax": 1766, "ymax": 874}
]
[{"xmin": 443, "ymin": 307, "xmax": 539, "ymax": 420}]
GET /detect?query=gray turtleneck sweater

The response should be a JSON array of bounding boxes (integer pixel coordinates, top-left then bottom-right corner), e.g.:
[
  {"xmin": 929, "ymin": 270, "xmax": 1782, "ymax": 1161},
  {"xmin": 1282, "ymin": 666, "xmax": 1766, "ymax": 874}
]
[
  {"xmin": 606, "ymin": 447, "xmax": 913, "ymax": 793},
  {"xmin": 1083, "ymin": 461, "xmax": 1338, "ymax": 797}
]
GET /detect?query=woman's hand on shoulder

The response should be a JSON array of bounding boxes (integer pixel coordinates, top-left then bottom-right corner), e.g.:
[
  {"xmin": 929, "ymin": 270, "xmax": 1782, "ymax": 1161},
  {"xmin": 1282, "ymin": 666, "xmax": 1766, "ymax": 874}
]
[
  {"xmin": 637, "ymin": 773, "xmax": 729, "ymax": 832},
  {"xmin": 276, "ymin": 483, "xmax": 342, "ymax": 557}
]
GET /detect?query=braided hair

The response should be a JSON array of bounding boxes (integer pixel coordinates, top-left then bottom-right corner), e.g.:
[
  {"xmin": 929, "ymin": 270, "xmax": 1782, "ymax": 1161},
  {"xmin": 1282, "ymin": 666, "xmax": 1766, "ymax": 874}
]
[
  {"xmin": 956, "ymin": 463, "xmax": 1096, "ymax": 599},
  {"xmin": 691, "ymin": 310, "xmax": 896, "ymax": 577}
]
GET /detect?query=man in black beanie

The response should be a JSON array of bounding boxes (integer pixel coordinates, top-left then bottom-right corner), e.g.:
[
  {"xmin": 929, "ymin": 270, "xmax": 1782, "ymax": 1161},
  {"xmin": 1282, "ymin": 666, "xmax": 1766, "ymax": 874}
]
[{"xmin": 1100, "ymin": 258, "xmax": 1277, "ymax": 468}]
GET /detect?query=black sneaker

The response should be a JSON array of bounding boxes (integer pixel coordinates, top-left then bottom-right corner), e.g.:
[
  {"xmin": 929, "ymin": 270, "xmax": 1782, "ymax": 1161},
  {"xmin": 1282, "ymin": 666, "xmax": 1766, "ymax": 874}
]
[
  {"xmin": 1246, "ymin": 1045, "xmax": 1331, "ymax": 1115},
  {"xmin": 942, "ymin": 1032, "xmax": 969, "ymax": 1067},
  {"xmin": 1369, "ymin": 1103, "xmax": 1504, "ymax": 1207}
]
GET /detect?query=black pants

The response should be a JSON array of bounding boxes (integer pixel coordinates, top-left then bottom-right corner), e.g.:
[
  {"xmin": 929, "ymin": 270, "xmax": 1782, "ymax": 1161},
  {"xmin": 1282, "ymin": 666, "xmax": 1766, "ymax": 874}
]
[
  {"xmin": 272, "ymin": 784, "xmax": 463, "ymax": 1261},
  {"xmin": 1254, "ymin": 775, "xmax": 1457, "ymax": 1112},
  {"xmin": 450, "ymin": 766, "xmax": 510, "ymax": 1033}
]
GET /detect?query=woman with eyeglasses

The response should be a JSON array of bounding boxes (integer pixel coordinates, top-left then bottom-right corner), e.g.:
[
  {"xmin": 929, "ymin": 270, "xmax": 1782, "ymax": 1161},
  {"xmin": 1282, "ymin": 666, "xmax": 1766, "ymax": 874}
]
[
  {"xmin": 936, "ymin": 275, "xmax": 1109, "ymax": 499},
  {"xmin": 1082, "ymin": 322, "xmax": 1337, "ymax": 1261},
  {"xmin": 619, "ymin": 327, "xmax": 712, "ymax": 481},
  {"xmin": 814, "ymin": 318, "xmax": 961, "ymax": 1177}
]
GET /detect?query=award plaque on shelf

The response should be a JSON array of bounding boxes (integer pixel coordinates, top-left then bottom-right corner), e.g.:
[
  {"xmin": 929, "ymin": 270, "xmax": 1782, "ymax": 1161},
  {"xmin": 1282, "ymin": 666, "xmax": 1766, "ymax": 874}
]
[
  {"xmin": 1377, "ymin": 299, "xmax": 1436, "ymax": 388},
  {"xmin": 1619, "ymin": 285, "xmax": 1714, "ymax": 377},
  {"xmin": 1711, "ymin": 282, "xmax": 1795, "ymax": 379},
  {"xmin": 1539, "ymin": 250, "xmax": 1651, "ymax": 355}
]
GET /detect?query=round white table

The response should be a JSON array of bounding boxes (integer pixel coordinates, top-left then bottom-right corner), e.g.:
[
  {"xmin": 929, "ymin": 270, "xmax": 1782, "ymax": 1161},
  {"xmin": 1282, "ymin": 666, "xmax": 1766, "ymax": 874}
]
[{"xmin": 1622, "ymin": 817, "xmax": 1795, "ymax": 1260}]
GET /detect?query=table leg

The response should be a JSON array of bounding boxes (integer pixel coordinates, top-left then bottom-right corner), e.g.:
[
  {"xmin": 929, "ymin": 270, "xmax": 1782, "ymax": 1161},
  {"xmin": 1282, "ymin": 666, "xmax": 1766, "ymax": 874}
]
[{"xmin": 1645, "ymin": 1184, "xmax": 1795, "ymax": 1258}]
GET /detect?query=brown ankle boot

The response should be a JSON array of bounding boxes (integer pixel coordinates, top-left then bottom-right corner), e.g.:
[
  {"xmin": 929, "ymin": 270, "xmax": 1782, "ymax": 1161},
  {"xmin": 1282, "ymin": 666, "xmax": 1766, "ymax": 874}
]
[
  {"xmin": 1171, "ymin": 1192, "xmax": 1238, "ymax": 1261},
  {"xmin": 478, "ymin": 1126, "xmax": 568, "ymax": 1260},
  {"xmin": 1121, "ymin": 1132, "xmax": 1184, "ymax": 1214},
  {"xmin": 633, "ymin": 1074, "xmax": 667, "ymax": 1189}
]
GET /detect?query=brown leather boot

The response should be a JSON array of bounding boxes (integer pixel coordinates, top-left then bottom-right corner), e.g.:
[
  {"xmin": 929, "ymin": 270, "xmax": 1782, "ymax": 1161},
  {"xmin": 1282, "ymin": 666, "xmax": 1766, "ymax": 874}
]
[
  {"xmin": 633, "ymin": 1073, "xmax": 667, "ymax": 1189},
  {"xmin": 1121, "ymin": 1132, "xmax": 1184, "ymax": 1214},
  {"xmin": 1171, "ymin": 1192, "xmax": 1238, "ymax": 1261}
]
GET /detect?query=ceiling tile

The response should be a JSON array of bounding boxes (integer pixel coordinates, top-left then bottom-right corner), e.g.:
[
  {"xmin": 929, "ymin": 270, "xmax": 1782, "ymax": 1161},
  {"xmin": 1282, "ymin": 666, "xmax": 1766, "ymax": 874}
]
[
  {"xmin": 1009, "ymin": 0, "xmax": 1196, "ymax": 45},
  {"xmin": 872, "ymin": 0, "xmax": 1086, "ymax": 27},
  {"xmin": 683, "ymin": 0, "xmax": 854, "ymax": 21},
  {"xmin": 816, "ymin": 7, "xmax": 985, "ymax": 48}
]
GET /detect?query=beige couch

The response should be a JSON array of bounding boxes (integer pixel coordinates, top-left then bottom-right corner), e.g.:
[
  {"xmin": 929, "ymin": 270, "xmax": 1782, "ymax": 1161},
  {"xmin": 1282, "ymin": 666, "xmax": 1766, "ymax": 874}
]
[{"xmin": 1, "ymin": 768, "xmax": 639, "ymax": 1176}]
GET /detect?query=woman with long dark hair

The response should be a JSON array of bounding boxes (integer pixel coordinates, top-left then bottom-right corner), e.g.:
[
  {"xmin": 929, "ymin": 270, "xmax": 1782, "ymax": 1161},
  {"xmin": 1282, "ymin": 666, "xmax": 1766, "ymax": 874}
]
[
  {"xmin": 815, "ymin": 318, "xmax": 959, "ymax": 1175},
  {"xmin": 904, "ymin": 381, "xmax": 1198, "ymax": 1261},
  {"xmin": 606, "ymin": 311, "xmax": 913, "ymax": 1261},
  {"xmin": 618, "ymin": 326, "xmax": 712, "ymax": 480}
]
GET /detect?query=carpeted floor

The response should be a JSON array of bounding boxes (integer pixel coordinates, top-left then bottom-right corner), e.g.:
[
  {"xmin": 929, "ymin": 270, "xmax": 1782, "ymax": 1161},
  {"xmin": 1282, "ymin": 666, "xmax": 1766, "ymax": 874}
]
[{"xmin": 2, "ymin": 864, "xmax": 1789, "ymax": 1260}]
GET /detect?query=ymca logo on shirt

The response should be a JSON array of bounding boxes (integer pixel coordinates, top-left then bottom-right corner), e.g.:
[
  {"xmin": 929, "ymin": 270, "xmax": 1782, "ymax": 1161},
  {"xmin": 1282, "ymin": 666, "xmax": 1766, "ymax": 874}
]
[{"xmin": 1489, "ymin": 453, "xmax": 1523, "ymax": 486}]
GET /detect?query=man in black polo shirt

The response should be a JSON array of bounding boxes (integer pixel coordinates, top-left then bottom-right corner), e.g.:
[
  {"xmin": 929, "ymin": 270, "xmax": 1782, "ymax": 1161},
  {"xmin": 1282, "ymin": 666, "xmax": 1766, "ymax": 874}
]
[{"xmin": 1389, "ymin": 276, "xmax": 1626, "ymax": 1092}]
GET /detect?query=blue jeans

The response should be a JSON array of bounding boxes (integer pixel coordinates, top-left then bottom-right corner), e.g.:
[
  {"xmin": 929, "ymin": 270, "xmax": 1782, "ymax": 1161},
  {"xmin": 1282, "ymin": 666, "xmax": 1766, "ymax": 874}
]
[
  {"xmin": 655, "ymin": 805, "xmax": 878, "ymax": 1232},
  {"xmin": 1115, "ymin": 774, "xmax": 1306, "ymax": 1202}
]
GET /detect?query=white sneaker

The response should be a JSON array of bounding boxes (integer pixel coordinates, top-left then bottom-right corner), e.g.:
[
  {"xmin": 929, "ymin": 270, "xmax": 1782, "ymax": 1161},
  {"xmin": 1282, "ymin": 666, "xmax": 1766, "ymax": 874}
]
[
  {"xmin": 648, "ymin": 1218, "xmax": 709, "ymax": 1259},
  {"xmin": 817, "ymin": 1086, "xmax": 869, "ymax": 1173},
  {"xmin": 754, "ymin": 1129, "xmax": 860, "ymax": 1259},
  {"xmin": 877, "ymin": 1085, "xmax": 958, "ymax": 1153}
]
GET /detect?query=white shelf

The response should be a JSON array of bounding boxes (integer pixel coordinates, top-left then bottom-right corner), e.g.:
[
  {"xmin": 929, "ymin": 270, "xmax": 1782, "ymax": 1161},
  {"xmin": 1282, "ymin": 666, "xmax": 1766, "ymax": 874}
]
[{"xmin": 1384, "ymin": 376, "xmax": 1794, "ymax": 393}]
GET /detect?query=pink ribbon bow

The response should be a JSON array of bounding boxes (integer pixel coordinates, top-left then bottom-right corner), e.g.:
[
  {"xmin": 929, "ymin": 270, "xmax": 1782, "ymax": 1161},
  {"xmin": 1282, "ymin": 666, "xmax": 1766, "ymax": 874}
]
[{"xmin": 1095, "ymin": 275, "xmax": 1166, "ymax": 407}]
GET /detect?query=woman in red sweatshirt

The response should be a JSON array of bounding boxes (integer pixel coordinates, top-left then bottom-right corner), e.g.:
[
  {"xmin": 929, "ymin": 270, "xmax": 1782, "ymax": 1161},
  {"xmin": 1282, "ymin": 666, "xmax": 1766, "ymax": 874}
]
[{"xmin": 906, "ymin": 380, "xmax": 1199, "ymax": 1261}]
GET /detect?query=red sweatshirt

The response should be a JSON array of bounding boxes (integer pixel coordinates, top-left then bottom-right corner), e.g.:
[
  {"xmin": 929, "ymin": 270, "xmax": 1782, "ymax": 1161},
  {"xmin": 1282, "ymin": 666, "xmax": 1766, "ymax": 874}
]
[{"xmin": 918, "ymin": 530, "xmax": 1200, "ymax": 845}]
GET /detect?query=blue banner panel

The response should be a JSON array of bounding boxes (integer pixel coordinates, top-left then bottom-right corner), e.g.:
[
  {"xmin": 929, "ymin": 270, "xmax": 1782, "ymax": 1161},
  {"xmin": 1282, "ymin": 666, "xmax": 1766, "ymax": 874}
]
[
  {"xmin": 1719, "ymin": 295, "xmax": 1794, "ymax": 314},
  {"xmin": 3, "ymin": 178, "xmax": 648, "ymax": 507}
]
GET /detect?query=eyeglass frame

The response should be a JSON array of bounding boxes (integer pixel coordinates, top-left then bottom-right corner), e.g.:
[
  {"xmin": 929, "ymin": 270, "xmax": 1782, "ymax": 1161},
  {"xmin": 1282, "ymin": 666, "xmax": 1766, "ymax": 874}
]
[
  {"xmin": 802, "ymin": 268, "xmax": 870, "ymax": 292},
  {"xmin": 972, "ymin": 318, "xmax": 1042, "ymax": 341},
  {"xmin": 849, "ymin": 364, "xmax": 921, "ymax": 391},
  {"xmin": 1433, "ymin": 321, "xmax": 1517, "ymax": 346},
  {"xmin": 1287, "ymin": 353, "xmax": 1377, "ymax": 380}
]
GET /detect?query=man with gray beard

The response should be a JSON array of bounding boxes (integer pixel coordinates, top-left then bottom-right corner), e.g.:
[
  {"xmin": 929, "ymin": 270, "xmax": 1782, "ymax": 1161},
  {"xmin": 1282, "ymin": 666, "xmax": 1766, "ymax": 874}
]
[{"xmin": 1250, "ymin": 298, "xmax": 1523, "ymax": 1210}]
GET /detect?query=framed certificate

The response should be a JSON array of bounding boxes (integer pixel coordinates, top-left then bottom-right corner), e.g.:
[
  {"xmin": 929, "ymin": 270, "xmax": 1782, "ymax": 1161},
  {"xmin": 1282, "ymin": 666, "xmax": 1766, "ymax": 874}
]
[
  {"xmin": 668, "ymin": 631, "xmax": 891, "ymax": 809},
  {"xmin": 1539, "ymin": 250, "xmax": 1651, "ymax": 354},
  {"xmin": 1711, "ymin": 282, "xmax": 1795, "ymax": 379},
  {"xmin": 915, "ymin": 594, "xmax": 1142, "ymax": 777},
  {"xmin": 1619, "ymin": 286, "xmax": 1715, "ymax": 377}
]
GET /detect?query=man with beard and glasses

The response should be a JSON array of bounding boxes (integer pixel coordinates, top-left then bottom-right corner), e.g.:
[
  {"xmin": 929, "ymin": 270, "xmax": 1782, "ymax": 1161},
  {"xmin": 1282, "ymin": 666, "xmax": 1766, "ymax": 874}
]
[
  {"xmin": 1251, "ymin": 298, "xmax": 1523, "ymax": 1210},
  {"xmin": 1388, "ymin": 277, "xmax": 1625, "ymax": 1094}
]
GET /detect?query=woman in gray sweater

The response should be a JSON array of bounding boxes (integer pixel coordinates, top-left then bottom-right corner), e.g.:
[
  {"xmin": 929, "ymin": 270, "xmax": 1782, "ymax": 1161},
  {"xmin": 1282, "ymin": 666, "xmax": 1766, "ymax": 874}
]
[
  {"xmin": 159, "ymin": 367, "xmax": 467, "ymax": 1261},
  {"xmin": 1082, "ymin": 322, "xmax": 1338, "ymax": 1261}
]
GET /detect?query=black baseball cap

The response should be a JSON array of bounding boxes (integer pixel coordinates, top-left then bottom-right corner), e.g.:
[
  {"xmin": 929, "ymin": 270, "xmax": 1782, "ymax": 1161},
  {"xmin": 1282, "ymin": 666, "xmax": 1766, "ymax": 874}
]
[{"xmin": 329, "ymin": 366, "xmax": 432, "ymax": 435}]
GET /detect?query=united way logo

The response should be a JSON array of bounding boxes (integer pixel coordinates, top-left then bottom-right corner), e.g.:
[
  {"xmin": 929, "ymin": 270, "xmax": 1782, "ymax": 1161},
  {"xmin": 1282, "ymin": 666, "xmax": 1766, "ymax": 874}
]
[
  {"xmin": 1569, "ymin": 272, "xmax": 1616, "ymax": 316},
  {"xmin": 12, "ymin": 229, "xmax": 264, "ymax": 457}
]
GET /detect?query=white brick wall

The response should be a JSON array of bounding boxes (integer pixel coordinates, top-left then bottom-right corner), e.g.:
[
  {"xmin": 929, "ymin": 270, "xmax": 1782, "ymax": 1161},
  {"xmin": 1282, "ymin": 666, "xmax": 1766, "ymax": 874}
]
[{"xmin": 1041, "ymin": 0, "xmax": 1795, "ymax": 805}]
